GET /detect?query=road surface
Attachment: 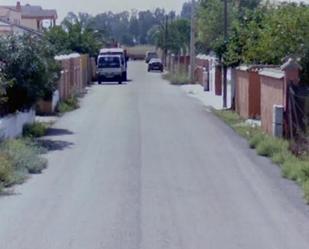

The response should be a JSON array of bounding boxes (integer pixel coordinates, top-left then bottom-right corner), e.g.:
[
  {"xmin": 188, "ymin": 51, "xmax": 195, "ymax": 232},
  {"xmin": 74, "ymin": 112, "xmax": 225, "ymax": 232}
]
[{"xmin": 1, "ymin": 61, "xmax": 309, "ymax": 249}]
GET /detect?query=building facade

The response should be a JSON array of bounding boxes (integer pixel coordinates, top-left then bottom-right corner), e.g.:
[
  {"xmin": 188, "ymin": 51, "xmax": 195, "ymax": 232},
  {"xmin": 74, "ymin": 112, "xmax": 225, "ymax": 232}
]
[{"xmin": 0, "ymin": 1, "xmax": 57, "ymax": 34}]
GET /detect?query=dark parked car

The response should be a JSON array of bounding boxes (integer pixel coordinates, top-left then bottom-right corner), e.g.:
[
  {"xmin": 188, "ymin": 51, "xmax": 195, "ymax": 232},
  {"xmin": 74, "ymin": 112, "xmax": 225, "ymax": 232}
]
[
  {"xmin": 148, "ymin": 58, "xmax": 164, "ymax": 72},
  {"xmin": 145, "ymin": 51, "xmax": 159, "ymax": 63}
]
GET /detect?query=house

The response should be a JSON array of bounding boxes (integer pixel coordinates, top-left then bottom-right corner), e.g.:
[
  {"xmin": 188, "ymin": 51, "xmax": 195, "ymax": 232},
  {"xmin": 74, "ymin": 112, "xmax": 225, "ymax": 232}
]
[
  {"xmin": 0, "ymin": 1, "xmax": 57, "ymax": 34},
  {"xmin": 0, "ymin": 18, "xmax": 42, "ymax": 36}
]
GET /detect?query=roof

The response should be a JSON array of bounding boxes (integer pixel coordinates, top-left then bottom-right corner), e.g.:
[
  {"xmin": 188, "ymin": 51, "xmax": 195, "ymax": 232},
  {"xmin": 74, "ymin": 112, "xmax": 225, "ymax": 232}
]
[
  {"xmin": 0, "ymin": 4, "xmax": 57, "ymax": 19},
  {"xmin": 149, "ymin": 58, "xmax": 162, "ymax": 63},
  {"xmin": 259, "ymin": 68, "xmax": 285, "ymax": 79},
  {"xmin": 100, "ymin": 48, "xmax": 124, "ymax": 54}
]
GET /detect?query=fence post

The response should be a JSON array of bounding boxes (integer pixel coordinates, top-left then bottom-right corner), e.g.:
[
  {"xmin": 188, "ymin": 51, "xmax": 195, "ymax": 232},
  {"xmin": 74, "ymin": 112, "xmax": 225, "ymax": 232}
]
[{"xmin": 281, "ymin": 58, "xmax": 302, "ymax": 138}]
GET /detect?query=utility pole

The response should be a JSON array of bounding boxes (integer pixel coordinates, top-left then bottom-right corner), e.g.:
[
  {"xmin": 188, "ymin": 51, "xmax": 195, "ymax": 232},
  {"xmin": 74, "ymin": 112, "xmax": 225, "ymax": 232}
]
[
  {"xmin": 189, "ymin": 0, "xmax": 196, "ymax": 84},
  {"xmin": 223, "ymin": 0, "xmax": 228, "ymax": 108},
  {"xmin": 164, "ymin": 15, "xmax": 168, "ymax": 67}
]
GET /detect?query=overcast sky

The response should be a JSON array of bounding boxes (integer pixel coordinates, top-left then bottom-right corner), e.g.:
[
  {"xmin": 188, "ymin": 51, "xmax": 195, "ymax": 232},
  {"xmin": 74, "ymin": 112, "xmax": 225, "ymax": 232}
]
[{"xmin": 1, "ymin": 0, "xmax": 186, "ymax": 21}]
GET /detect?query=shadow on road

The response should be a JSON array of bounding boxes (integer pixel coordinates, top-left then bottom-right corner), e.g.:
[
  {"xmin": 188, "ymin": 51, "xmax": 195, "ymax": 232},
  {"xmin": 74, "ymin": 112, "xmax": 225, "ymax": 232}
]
[
  {"xmin": 0, "ymin": 189, "xmax": 20, "ymax": 197},
  {"xmin": 38, "ymin": 139, "xmax": 74, "ymax": 152},
  {"xmin": 46, "ymin": 128, "xmax": 74, "ymax": 136}
]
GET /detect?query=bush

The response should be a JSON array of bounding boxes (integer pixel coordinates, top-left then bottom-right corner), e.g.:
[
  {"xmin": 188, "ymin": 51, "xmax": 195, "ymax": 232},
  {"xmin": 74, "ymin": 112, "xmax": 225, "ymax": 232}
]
[
  {"xmin": 214, "ymin": 110, "xmax": 242, "ymax": 126},
  {"xmin": 57, "ymin": 96, "xmax": 79, "ymax": 113},
  {"xmin": 23, "ymin": 122, "xmax": 48, "ymax": 138},
  {"xmin": 256, "ymin": 137, "xmax": 289, "ymax": 157},
  {"xmin": 163, "ymin": 71, "xmax": 190, "ymax": 85},
  {"xmin": 0, "ymin": 153, "xmax": 14, "ymax": 190},
  {"xmin": 0, "ymin": 34, "xmax": 61, "ymax": 114},
  {"xmin": 304, "ymin": 181, "xmax": 309, "ymax": 204},
  {"xmin": 1, "ymin": 139, "xmax": 47, "ymax": 176},
  {"xmin": 249, "ymin": 133, "xmax": 266, "ymax": 148},
  {"xmin": 215, "ymin": 109, "xmax": 309, "ymax": 204},
  {"xmin": 282, "ymin": 158, "xmax": 307, "ymax": 183}
]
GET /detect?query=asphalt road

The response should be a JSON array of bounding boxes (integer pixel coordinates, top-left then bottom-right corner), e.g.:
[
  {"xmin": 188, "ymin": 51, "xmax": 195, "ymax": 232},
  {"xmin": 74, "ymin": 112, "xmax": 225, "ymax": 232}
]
[{"xmin": 1, "ymin": 61, "xmax": 309, "ymax": 249}]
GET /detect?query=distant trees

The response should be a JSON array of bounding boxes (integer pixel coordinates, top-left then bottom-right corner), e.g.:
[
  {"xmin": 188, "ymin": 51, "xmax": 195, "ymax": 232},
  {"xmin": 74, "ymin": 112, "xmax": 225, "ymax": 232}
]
[
  {"xmin": 87, "ymin": 8, "xmax": 177, "ymax": 46},
  {"xmin": 181, "ymin": 1, "xmax": 192, "ymax": 20},
  {"xmin": 151, "ymin": 18, "xmax": 190, "ymax": 57}
]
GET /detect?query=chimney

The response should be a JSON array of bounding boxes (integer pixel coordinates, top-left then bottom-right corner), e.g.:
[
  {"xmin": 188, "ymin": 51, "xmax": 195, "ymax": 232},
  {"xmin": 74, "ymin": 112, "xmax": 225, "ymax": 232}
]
[{"xmin": 16, "ymin": 2, "xmax": 21, "ymax": 12}]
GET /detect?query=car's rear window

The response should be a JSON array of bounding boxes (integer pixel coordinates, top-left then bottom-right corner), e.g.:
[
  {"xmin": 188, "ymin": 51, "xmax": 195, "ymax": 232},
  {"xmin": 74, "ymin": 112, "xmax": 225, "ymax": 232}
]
[{"xmin": 98, "ymin": 57, "xmax": 120, "ymax": 68}]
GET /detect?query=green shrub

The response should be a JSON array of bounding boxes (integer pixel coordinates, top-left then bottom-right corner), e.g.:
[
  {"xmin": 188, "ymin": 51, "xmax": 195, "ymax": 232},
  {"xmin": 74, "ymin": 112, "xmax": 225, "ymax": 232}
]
[
  {"xmin": 57, "ymin": 96, "xmax": 79, "ymax": 113},
  {"xmin": 23, "ymin": 122, "xmax": 47, "ymax": 138},
  {"xmin": 282, "ymin": 158, "xmax": 307, "ymax": 183},
  {"xmin": 249, "ymin": 133, "xmax": 266, "ymax": 148},
  {"xmin": 0, "ymin": 153, "xmax": 14, "ymax": 190},
  {"xmin": 163, "ymin": 72, "xmax": 190, "ymax": 85},
  {"xmin": 304, "ymin": 181, "xmax": 309, "ymax": 204},
  {"xmin": 256, "ymin": 137, "xmax": 289, "ymax": 157},
  {"xmin": 214, "ymin": 110, "xmax": 242, "ymax": 126},
  {"xmin": 1, "ymin": 139, "xmax": 47, "ymax": 176},
  {"xmin": 214, "ymin": 109, "xmax": 309, "ymax": 204}
]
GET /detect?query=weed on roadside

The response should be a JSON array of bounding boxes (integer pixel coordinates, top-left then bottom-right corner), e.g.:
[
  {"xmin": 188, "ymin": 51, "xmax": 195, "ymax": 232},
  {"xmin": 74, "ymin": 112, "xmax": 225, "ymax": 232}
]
[
  {"xmin": 0, "ymin": 139, "xmax": 47, "ymax": 190},
  {"xmin": 0, "ymin": 153, "xmax": 14, "ymax": 190},
  {"xmin": 57, "ymin": 96, "xmax": 80, "ymax": 114},
  {"xmin": 162, "ymin": 71, "xmax": 190, "ymax": 85},
  {"xmin": 214, "ymin": 109, "xmax": 309, "ymax": 204},
  {"xmin": 23, "ymin": 122, "xmax": 48, "ymax": 138}
]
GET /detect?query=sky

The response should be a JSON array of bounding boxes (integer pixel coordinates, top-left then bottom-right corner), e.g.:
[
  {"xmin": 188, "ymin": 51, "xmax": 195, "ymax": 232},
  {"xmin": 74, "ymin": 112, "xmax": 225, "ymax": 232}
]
[{"xmin": 1, "ymin": 0, "xmax": 186, "ymax": 21}]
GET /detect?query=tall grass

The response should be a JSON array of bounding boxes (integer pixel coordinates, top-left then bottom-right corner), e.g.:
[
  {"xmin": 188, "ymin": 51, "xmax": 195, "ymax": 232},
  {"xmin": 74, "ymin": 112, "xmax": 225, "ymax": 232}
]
[
  {"xmin": 0, "ymin": 139, "xmax": 47, "ymax": 191},
  {"xmin": 162, "ymin": 70, "xmax": 190, "ymax": 85},
  {"xmin": 214, "ymin": 109, "xmax": 309, "ymax": 203}
]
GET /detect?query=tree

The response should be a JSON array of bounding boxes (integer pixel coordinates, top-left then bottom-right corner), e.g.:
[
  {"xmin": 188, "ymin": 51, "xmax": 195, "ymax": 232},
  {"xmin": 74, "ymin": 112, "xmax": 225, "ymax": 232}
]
[
  {"xmin": 46, "ymin": 12, "xmax": 105, "ymax": 57},
  {"xmin": 181, "ymin": 1, "xmax": 192, "ymax": 20},
  {"xmin": 0, "ymin": 35, "xmax": 60, "ymax": 114},
  {"xmin": 197, "ymin": 0, "xmax": 261, "ymax": 59},
  {"xmin": 153, "ymin": 19, "xmax": 190, "ymax": 55}
]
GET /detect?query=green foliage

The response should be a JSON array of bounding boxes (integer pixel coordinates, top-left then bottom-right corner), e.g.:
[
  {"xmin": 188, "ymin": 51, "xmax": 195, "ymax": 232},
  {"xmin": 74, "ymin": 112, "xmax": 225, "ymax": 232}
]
[
  {"xmin": 214, "ymin": 109, "xmax": 243, "ymax": 126},
  {"xmin": 304, "ymin": 181, "xmax": 309, "ymax": 203},
  {"xmin": 45, "ymin": 12, "xmax": 104, "ymax": 57},
  {"xmin": 1, "ymin": 139, "xmax": 47, "ymax": 175},
  {"xmin": 256, "ymin": 138, "xmax": 289, "ymax": 157},
  {"xmin": 223, "ymin": 2, "xmax": 309, "ymax": 81},
  {"xmin": 162, "ymin": 71, "xmax": 190, "ymax": 85},
  {"xmin": 0, "ymin": 34, "xmax": 61, "ymax": 114},
  {"xmin": 244, "ymin": 3, "xmax": 309, "ymax": 65},
  {"xmin": 249, "ymin": 133, "xmax": 266, "ymax": 148},
  {"xmin": 23, "ymin": 122, "xmax": 48, "ymax": 138},
  {"xmin": 197, "ymin": 0, "xmax": 225, "ymax": 56},
  {"xmin": 86, "ymin": 8, "xmax": 176, "ymax": 46},
  {"xmin": 57, "ymin": 96, "xmax": 79, "ymax": 114},
  {"xmin": 153, "ymin": 19, "xmax": 190, "ymax": 55},
  {"xmin": 0, "ymin": 153, "xmax": 14, "ymax": 190},
  {"xmin": 215, "ymin": 109, "xmax": 309, "ymax": 204},
  {"xmin": 282, "ymin": 158, "xmax": 308, "ymax": 182}
]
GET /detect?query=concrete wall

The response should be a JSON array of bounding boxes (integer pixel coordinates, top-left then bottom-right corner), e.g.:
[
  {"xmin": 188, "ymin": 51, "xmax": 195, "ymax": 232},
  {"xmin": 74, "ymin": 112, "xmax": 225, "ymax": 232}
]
[{"xmin": 0, "ymin": 109, "xmax": 35, "ymax": 139}]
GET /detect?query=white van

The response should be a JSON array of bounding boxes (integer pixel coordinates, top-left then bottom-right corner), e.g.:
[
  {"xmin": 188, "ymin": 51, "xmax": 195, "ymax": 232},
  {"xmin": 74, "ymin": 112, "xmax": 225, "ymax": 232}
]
[
  {"xmin": 99, "ymin": 48, "xmax": 128, "ymax": 81},
  {"xmin": 96, "ymin": 55, "xmax": 123, "ymax": 84}
]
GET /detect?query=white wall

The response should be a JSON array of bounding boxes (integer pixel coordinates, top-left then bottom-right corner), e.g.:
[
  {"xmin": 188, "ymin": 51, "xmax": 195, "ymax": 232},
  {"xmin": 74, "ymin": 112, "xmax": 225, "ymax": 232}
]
[
  {"xmin": 0, "ymin": 109, "xmax": 35, "ymax": 139},
  {"xmin": 52, "ymin": 90, "xmax": 60, "ymax": 112}
]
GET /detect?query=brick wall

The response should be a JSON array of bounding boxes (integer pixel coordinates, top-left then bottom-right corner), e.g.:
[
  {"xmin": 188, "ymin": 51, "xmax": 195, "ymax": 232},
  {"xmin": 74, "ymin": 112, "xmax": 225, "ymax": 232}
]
[
  {"xmin": 235, "ymin": 68, "xmax": 261, "ymax": 119},
  {"xmin": 37, "ymin": 54, "xmax": 94, "ymax": 114},
  {"xmin": 260, "ymin": 69, "xmax": 285, "ymax": 134}
]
